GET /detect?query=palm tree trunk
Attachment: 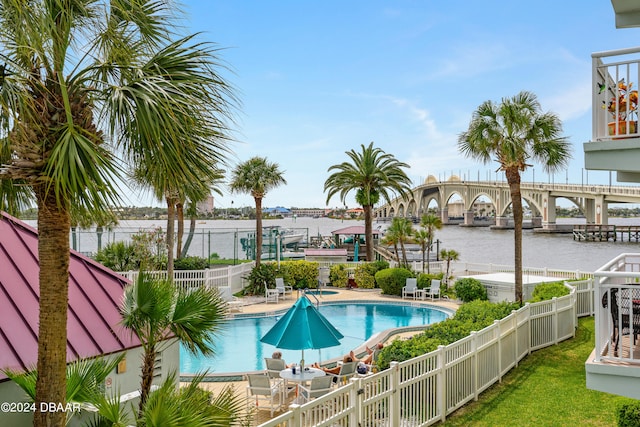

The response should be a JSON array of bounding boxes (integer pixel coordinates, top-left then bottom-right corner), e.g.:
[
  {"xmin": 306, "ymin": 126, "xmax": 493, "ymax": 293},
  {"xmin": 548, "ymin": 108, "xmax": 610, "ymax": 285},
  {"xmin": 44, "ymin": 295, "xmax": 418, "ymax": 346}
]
[
  {"xmin": 166, "ymin": 197, "xmax": 176, "ymax": 278},
  {"xmin": 426, "ymin": 238, "xmax": 432, "ymax": 274},
  {"xmin": 34, "ymin": 188, "xmax": 70, "ymax": 427},
  {"xmin": 181, "ymin": 215, "xmax": 197, "ymax": 258},
  {"xmin": 176, "ymin": 200, "xmax": 184, "ymax": 259},
  {"xmin": 255, "ymin": 197, "xmax": 263, "ymax": 265},
  {"xmin": 138, "ymin": 347, "xmax": 157, "ymax": 417},
  {"xmin": 364, "ymin": 205, "xmax": 373, "ymax": 261},
  {"xmin": 421, "ymin": 244, "xmax": 426, "ymax": 273},
  {"xmin": 506, "ymin": 168, "xmax": 523, "ymax": 304},
  {"xmin": 399, "ymin": 240, "xmax": 408, "ymax": 268}
]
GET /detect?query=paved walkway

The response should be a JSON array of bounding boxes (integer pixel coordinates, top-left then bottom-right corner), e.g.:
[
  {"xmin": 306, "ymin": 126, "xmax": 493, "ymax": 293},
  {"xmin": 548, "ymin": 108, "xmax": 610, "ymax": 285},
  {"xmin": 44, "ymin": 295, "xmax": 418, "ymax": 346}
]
[{"xmin": 184, "ymin": 287, "xmax": 460, "ymax": 425}]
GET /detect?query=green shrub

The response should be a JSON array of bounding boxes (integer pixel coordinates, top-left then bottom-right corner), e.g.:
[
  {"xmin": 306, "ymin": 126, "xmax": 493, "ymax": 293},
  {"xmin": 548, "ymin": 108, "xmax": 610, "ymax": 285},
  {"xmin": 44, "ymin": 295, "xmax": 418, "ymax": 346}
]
[
  {"xmin": 354, "ymin": 264, "xmax": 375, "ymax": 289},
  {"xmin": 454, "ymin": 278, "xmax": 488, "ymax": 302},
  {"xmin": 329, "ymin": 264, "xmax": 349, "ymax": 288},
  {"xmin": 529, "ymin": 281, "xmax": 570, "ymax": 302},
  {"xmin": 376, "ymin": 300, "xmax": 518, "ymax": 370},
  {"xmin": 375, "ymin": 268, "xmax": 414, "ymax": 296},
  {"xmin": 244, "ymin": 263, "xmax": 277, "ymax": 295},
  {"xmin": 616, "ymin": 401, "xmax": 640, "ymax": 427},
  {"xmin": 271, "ymin": 260, "xmax": 319, "ymax": 289},
  {"xmin": 94, "ymin": 241, "xmax": 138, "ymax": 271},
  {"xmin": 174, "ymin": 256, "xmax": 209, "ymax": 270}
]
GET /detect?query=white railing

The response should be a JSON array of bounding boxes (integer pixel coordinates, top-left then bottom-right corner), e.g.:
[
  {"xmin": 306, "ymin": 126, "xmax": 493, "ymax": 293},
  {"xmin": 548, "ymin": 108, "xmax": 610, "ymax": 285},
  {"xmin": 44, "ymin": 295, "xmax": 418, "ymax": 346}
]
[
  {"xmin": 592, "ymin": 46, "xmax": 640, "ymax": 141},
  {"xmin": 118, "ymin": 262, "xmax": 253, "ymax": 295},
  {"xmin": 257, "ymin": 286, "xmax": 577, "ymax": 427},
  {"xmin": 593, "ymin": 253, "xmax": 640, "ymax": 364}
]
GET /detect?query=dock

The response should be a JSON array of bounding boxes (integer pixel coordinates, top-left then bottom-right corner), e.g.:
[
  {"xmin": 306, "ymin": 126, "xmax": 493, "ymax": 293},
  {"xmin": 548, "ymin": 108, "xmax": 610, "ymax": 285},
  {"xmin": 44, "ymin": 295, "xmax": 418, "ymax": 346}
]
[{"xmin": 572, "ymin": 225, "xmax": 640, "ymax": 242}]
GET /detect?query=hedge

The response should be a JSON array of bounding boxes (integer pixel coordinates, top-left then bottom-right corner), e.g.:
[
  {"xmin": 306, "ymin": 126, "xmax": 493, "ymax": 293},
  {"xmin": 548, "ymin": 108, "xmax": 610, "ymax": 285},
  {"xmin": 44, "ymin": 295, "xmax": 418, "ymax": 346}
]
[{"xmin": 375, "ymin": 268, "xmax": 414, "ymax": 296}]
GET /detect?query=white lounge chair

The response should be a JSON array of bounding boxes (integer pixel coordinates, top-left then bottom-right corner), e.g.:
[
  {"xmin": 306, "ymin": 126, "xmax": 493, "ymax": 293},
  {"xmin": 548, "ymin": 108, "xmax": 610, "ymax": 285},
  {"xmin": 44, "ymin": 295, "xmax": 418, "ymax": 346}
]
[
  {"xmin": 425, "ymin": 279, "xmax": 441, "ymax": 300},
  {"xmin": 275, "ymin": 277, "xmax": 293, "ymax": 299},
  {"xmin": 218, "ymin": 286, "xmax": 243, "ymax": 312},
  {"xmin": 265, "ymin": 284, "xmax": 279, "ymax": 304},
  {"xmin": 402, "ymin": 278, "xmax": 419, "ymax": 300},
  {"xmin": 246, "ymin": 374, "xmax": 283, "ymax": 416}
]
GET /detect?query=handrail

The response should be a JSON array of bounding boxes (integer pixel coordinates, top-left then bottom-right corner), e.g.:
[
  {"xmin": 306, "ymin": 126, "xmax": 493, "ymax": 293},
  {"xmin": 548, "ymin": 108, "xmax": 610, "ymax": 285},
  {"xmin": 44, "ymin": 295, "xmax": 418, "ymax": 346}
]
[{"xmin": 303, "ymin": 289, "xmax": 320, "ymax": 307}]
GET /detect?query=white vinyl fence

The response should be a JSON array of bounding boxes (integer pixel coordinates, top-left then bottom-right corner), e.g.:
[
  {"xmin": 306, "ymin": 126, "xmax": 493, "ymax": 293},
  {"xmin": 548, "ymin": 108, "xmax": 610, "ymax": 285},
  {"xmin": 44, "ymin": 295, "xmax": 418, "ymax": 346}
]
[
  {"xmin": 118, "ymin": 262, "xmax": 253, "ymax": 295},
  {"xmin": 258, "ymin": 284, "xmax": 579, "ymax": 427}
]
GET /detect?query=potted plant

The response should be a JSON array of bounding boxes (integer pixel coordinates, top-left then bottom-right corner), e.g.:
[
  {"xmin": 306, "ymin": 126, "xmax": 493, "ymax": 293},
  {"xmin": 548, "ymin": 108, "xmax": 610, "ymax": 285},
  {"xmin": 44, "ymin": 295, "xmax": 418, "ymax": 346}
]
[{"xmin": 606, "ymin": 78, "xmax": 638, "ymax": 137}]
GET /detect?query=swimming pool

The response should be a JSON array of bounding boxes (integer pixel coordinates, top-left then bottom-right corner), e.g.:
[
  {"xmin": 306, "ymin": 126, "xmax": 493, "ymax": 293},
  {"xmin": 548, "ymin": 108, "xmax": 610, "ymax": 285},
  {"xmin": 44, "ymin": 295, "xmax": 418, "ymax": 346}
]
[{"xmin": 180, "ymin": 301, "xmax": 450, "ymax": 375}]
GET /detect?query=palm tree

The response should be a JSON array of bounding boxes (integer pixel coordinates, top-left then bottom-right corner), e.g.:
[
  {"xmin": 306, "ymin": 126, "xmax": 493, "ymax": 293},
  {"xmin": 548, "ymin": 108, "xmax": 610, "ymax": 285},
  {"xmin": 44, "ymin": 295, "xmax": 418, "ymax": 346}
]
[
  {"xmin": 0, "ymin": 3, "xmax": 237, "ymax": 424},
  {"xmin": 91, "ymin": 372, "xmax": 248, "ymax": 426},
  {"xmin": 414, "ymin": 229, "xmax": 430, "ymax": 273},
  {"xmin": 440, "ymin": 249, "xmax": 460, "ymax": 288},
  {"xmin": 120, "ymin": 272, "xmax": 227, "ymax": 415},
  {"xmin": 458, "ymin": 91, "xmax": 570, "ymax": 303},
  {"xmin": 325, "ymin": 142, "xmax": 412, "ymax": 261},
  {"xmin": 229, "ymin": 157, "xmax": 286, "ymax": 265},
  {"xmin": 385, "ymin": 217, "xmax": 413, "ymax": 267},
  {"xmin": 420, "ymin": 214, "xmax": 442, "ymax": 273}
]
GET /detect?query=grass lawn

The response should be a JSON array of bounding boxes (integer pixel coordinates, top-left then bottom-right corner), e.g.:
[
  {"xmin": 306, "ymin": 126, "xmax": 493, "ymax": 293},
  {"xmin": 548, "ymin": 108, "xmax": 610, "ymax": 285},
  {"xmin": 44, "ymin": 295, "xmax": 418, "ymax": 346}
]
[{"xmin": 442, "ymin": 316, "xmax": 633, "ymax": 426}]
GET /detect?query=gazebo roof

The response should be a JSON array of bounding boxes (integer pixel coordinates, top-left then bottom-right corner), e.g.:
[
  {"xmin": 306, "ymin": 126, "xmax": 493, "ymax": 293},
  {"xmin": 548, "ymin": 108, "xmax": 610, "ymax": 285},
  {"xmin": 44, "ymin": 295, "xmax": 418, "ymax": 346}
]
[
  {"xmin": 0, "ymin": 212, "xmax": 140, "ymax": 381},
  {"xmin": 331, "ymin": 226, "xmax": 380, "ymax": 236}
]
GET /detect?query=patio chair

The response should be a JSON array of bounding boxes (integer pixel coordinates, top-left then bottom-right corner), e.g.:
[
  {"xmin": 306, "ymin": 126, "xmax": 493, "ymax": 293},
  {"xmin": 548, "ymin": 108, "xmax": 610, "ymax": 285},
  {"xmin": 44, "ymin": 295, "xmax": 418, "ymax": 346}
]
[
  {"xmin": 425, "ymin": 279, "xmax": 441, "ymax": 301},
  {"xmin": 602, "ymin": 288, "xmax": 640, "ymax": 356},
  {"xmin": 299, "ymin": 375, "xmax": 334, "ymax": 403},
  {"xmin": 326, "ymin": 361, "xmax": 357, "ymax": 386},
  {"xmin": 402, "ymin": 278, "xmax": 418, "ymax": 300},
  {"xmin": 265, "ymin": 284, "xmax": 279, "ymax": 304},
  {"xmin": 264, "ymin": 357, "xmax": 294, "ymax": 401},
  {"xmin": 218, "ymin": 286, "xmax": 243, "ymax": 312},
  {"xmin": 246, "ymin": 374, "xmax": 283, "ymax": 416},
  {"xmin": 275, "ymin": 277, "xmax": 293, "ymax": 299}
]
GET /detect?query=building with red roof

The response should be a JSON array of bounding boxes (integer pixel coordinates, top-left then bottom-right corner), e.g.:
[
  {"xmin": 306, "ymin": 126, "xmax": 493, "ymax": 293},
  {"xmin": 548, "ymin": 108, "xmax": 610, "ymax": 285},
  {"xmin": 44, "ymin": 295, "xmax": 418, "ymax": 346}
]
[{"xmin": 0, "ymin": 212, "xmax": 178, "ymax": 425}]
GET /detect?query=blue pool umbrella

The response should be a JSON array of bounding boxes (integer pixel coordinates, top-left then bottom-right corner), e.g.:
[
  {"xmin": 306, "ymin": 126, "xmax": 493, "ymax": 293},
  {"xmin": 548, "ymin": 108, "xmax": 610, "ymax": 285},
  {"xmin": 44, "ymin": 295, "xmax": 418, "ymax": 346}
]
[
  {"xmin": 353, "ymin": 239, "xmax": 359, "ymax": 261},
  {"xmin": 260, "ymin": 296, "xmax": 343, "ymax": 367}
]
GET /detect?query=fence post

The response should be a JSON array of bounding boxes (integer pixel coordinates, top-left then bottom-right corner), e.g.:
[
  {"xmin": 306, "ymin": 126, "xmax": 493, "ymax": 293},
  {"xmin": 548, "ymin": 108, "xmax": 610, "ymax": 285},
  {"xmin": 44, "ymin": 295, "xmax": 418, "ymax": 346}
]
[
  {"xmin": 350, "ymin": 378, "xmax": 361, "ymax": 427},
  {"xmin": 289, "ymin": 404, "xmax": 302, "ymax": 427},
  {"xmin": 553, "ymin": 297, "xmax": 559, "ymax": 345},
  {"xmin": 471, "ymin": 331, "xmax": 479, "ymax": 401},
  {"xmin": 389, "ymin": 361, "xmax": 400, "ymax": 426},
  {"xmin": 437, "ymin": 345, "xmax": 446, "ymax": 423}
]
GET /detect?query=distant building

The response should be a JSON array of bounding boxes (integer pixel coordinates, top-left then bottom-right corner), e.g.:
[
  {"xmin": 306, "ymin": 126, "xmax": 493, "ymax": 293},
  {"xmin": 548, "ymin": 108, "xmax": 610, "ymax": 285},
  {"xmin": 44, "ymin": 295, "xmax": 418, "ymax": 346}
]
[
  {"xmin": 196, "ymin": 195, "xmax": 214, "ymax": 214},
  {"xmin": 263, "ymin": 206, "xmax": 292, "ymax": 217},
  {"xmin": 290, "ymin": 208, "xmax": 330, "ymax": 217}
]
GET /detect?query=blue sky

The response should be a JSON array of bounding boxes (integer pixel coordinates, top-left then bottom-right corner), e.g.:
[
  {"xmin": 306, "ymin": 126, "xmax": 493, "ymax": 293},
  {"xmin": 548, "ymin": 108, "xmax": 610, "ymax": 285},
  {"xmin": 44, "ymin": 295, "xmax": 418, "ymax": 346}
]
[{"xmin": 135, "ymin": 1, "xmax": 640, "ymax": 209}]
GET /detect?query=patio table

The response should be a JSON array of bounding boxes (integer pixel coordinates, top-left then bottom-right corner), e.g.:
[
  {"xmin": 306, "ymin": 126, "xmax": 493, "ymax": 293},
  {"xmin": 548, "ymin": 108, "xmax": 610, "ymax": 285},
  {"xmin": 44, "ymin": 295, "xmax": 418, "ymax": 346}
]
[{"xmin": 280, "ymin": 367, "xmax": 325, "ymax": 404}]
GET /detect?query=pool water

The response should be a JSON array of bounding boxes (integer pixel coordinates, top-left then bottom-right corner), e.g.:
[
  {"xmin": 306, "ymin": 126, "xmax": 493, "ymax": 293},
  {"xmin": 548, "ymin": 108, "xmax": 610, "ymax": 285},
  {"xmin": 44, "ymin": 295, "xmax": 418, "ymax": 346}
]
[{"xmin": 180, "ymin": 302, "xmax": 449, "ymax": 374}]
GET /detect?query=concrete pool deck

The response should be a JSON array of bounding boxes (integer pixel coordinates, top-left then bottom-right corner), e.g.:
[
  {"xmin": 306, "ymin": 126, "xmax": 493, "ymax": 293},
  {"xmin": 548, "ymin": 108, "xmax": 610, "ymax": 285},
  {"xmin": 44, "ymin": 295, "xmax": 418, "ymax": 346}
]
[{"xmin": 184, "ymin": 287, "xmax": 460, "ymax": 423}]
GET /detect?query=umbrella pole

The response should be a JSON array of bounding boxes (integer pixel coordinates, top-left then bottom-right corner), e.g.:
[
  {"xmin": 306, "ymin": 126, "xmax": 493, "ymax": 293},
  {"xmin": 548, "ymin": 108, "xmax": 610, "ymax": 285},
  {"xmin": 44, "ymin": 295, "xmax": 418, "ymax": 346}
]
[{"xmin": 301, "ymin": 349, "xmax": 305, "ymax": 370}]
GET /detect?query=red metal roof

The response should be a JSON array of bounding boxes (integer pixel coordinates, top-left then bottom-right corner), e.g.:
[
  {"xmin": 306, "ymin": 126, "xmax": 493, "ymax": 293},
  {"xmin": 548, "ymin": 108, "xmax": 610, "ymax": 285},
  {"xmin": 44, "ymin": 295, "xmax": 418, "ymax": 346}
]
[
  {"xmin": 0, "ymin": 212, "xmax": 140, "ymax": 381},
  {"xmin": 331, "ymin": 226, "xmax": 380, "ymax": 236}
]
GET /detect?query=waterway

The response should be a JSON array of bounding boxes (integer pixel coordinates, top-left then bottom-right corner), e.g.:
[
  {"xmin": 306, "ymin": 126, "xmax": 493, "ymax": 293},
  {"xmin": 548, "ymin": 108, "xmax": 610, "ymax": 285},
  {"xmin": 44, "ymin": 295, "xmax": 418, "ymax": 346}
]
[{"xmin": 43, "ymin": 215, "xmax": 640, "ymax": 273}]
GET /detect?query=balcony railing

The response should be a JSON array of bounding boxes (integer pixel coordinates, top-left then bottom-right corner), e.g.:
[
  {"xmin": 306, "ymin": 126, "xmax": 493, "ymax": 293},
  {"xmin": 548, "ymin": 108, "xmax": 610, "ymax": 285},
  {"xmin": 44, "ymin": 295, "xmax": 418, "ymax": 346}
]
[
  {"xmin": 592, "ymin": 47, "xmax": 640, "ymax": 141},
  {"xmin": 593, "ymin": 253, "xmax": 640, "ymax": 364}
]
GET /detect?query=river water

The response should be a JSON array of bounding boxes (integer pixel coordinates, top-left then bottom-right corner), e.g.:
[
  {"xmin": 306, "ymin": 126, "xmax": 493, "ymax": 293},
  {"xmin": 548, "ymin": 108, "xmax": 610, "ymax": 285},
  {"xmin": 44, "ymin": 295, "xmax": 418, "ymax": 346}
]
[{"xmin": 43, "ymin": 215, "xmax": 640, "ymax": 273}]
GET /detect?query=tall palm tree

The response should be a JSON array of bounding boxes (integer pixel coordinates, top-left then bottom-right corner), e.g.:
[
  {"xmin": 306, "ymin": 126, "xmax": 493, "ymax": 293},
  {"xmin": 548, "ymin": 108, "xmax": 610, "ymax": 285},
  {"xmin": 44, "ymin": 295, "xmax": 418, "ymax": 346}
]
[
  {"xmin": 414, "ymin": 229, "xmax": 430, "ymax": 273},
  {"xmin": 120, "ymin": 272, "xmax": 227, "ymax": 415},
  {"xmin": 229, "ymin": 157, "xmax": 286, "ymax": 265},
  {"xmin": 385, "ymin": 217, "xmax": 413, "ymax": 267},
  {"xmin": 0, "ymin": 2, "xmax": 237, "ymax": 425},
  {"xmin": 420, "ymin": 213, "xmax": 443, "ymax": 273},
  {"xmin": 440, "ymin": 248, "xmax": 460, "ymax": 288},
  {"xmin": 458, "ymin": 91, "xmax": 570, "ymax": 303},
  {"xmin": 325, "ymin": 142, "xmax": 412, "ymax": 261}
]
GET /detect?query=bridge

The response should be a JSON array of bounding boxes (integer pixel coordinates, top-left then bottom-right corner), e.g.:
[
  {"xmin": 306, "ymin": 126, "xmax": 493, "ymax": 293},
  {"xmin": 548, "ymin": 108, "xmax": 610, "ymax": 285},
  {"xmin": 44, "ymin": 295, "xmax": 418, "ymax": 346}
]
[{"xmin": 374, "ymin": 176, "xmax": 640, "ymax": 230}]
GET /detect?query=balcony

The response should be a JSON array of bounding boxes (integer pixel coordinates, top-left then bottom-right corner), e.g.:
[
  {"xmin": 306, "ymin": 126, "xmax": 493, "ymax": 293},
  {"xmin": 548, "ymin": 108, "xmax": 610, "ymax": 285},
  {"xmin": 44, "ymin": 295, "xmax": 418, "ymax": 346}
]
[
  {"xmin": 585, "ymin": 253, "xmax": 640, "ymax": 399},
  {"xmin": 584, "ymin": 47, "xmax": 640, "ymax": 183}
]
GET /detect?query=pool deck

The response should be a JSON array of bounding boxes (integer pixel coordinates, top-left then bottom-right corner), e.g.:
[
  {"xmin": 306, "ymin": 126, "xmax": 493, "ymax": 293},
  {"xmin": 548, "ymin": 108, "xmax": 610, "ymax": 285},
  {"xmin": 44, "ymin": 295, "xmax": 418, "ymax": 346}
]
[{"xmin": 184, "ymin": 287, "xmax": 460, "ymax": 424}]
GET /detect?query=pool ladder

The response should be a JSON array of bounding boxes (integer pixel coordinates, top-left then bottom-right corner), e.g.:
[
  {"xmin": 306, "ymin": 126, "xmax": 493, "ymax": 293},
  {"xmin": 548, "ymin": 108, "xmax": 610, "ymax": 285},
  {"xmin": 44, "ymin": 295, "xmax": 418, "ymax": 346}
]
[{"xmin": 303, "ymin": 289, "xmax": 321, "ymax": 307}]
